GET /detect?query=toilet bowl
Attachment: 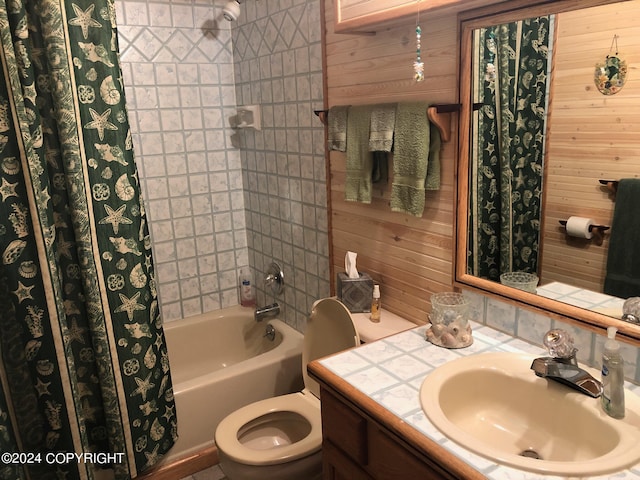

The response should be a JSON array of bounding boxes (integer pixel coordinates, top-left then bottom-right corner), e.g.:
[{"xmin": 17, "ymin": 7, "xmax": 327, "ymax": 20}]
[{"xmin": 215, "ymin": 298, "xmax": 359, "ymax": 480}]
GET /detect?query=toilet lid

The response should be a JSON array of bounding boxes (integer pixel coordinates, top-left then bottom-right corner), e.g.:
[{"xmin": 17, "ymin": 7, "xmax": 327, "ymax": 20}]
[{"xmin": 302, "ymin": 298, "xmax": 360, "ymax": 398}]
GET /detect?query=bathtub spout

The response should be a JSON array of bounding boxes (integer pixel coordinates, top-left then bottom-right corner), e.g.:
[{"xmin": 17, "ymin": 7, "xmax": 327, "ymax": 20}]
[{"xmin": 254, "ymin": 302, "xmax": 280, "ymax": 322}]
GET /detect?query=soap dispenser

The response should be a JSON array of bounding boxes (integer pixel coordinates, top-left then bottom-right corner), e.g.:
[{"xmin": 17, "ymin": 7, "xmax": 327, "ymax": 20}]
[
  {"xmin": 601, "ymin": 326, "xmax": 625, "ymax": 418},
  {"xmin": 370, "ymin": 285, "xmax": 381, "ymax": 323}
]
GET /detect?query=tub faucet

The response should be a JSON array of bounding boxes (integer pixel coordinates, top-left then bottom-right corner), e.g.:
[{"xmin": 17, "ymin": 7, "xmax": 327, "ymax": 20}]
[
  {"xmin": 530, "ymin": 329, "xmax": 603, "ymax": 398},
  {"xmin": 255, "ymin": 302, "xmax": 280, "ymax": 322}
]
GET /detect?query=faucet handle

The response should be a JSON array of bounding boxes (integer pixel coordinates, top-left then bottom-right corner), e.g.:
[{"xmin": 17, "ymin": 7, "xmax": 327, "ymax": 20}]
[
  {"xmin": 623, "ymin": 297, "xmax": 640, "ymax": 324},
  {"xmin": 543, "ymin": 329, "xmax": 576, "ymax": 359},
  {"xmin": 265, "ymin": 262, "xmax": 284, "ymax": 296}
]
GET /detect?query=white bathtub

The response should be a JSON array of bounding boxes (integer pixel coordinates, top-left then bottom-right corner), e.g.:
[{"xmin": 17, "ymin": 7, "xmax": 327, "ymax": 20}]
[{"xmin": 160, "ymin": 305, "xmax": 304, "ymax": 464}]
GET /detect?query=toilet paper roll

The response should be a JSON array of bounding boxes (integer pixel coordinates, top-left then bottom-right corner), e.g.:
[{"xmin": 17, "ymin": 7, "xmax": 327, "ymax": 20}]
[{"xmin": 565, "ymin": 216, "xmax": 594, "ymax": 239}]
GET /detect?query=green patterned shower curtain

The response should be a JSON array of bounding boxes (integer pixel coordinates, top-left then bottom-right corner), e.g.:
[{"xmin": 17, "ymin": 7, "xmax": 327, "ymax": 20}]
[
  {"xmin": 469, "ymin": 16, "xmax": 552, "ymax": 281},
  {"xmin": 0, "ymin": 0, "xmax": 177, "ymax": 479}
]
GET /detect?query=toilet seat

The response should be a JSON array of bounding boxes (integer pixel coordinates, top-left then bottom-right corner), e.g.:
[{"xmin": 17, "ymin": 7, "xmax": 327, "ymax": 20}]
[
  {"xmin": 215, "ymin": 391, "xmax": 321, "ymax": 466},
  {"xmin": 215, "ymin": 298, "xmax": 359, "ymax": 472}
]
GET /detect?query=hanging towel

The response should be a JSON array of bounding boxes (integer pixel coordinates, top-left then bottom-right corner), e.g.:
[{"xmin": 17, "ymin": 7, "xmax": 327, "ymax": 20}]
[
  {"xmin": 371, "ymin": 151, "xmax": 388, "ymax": 185},
  {"xmin": 390, "ymin": 102, "xmax": 432, "ymax": 217},
  {"xmin": 345, "ymin": 105, "xmax": 373, "ymax": 203},
  {"xmin": 369, "ymin": 103, "xmax": 397, "ymax": 152},
  {"xmin": 369, "ymin": 103, "xmax": 396, "ymax": 186},
  {"xmin": 425, "ymin": 122, "xmax": 441, "ymax": 190},
  {"xmin": 327, "ymin": 105, "xmax": 349, "ymax": 152},
  {"xmin": 603, "ymin": 178, "xmax": 640, "ymax": 298}
]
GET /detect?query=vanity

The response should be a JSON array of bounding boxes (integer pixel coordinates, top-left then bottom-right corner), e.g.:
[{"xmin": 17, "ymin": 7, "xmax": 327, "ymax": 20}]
[
  {"xmin": 308, "ymin": 323, "xmax": 640, "ymax": 479},
  {"xmin": 315, "ymin": 387, "xmax": 467, "ymax": 480}
]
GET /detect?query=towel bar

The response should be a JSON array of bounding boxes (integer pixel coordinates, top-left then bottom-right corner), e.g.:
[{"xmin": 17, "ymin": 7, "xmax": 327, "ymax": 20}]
[
  {"xmin": 599, "ymin": 179, "xmax": 619, "ymax": 194},
  {"xmin": 314, "ymin": 103, "xmax": 460, "ymax": 143}
]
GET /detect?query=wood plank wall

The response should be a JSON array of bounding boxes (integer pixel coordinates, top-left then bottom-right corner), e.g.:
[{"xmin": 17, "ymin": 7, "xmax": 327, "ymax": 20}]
[
  {"xmin": 337, "ymin": 0, "xmax": 415, "ymax": 23},
  {"xmin": 324, "ymin": 0, "xmax": 461, "ymax": 324},
  {"xmin": 539, "ymin": 2, "xmax": 640, "ymax": 292}
]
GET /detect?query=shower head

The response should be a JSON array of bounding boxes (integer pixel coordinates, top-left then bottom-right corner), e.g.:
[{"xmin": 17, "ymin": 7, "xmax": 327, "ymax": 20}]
[{"xmin": 222, "ymin": 0, "xmax": 242, "ymax": 21}]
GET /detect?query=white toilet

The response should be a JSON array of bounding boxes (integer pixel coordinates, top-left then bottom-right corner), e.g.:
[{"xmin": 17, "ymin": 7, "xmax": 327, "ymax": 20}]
[{"xmin": 215, "ymin": 298, "xmax": 360, "ymax": 480}]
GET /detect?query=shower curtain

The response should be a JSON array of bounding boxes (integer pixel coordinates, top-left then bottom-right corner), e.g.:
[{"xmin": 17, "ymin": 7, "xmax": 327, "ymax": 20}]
[
  {"xmin": 0, "ymin": 0, "xmax": 176, "ymax": 479},
  {"xmin": 469, "ymin": 16, "xmax": 553, "ymax": 281}
]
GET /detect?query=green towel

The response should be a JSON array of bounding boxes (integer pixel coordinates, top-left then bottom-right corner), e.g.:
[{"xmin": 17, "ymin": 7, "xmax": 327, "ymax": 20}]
[
  {"xmin": 604, "ymin": 178, "xmax": 640, "ymax": 298},
  {"xmin": 369, "ymin": 103, "xmax": 395, "ymax": 186},
  {"xmin": 425, "ymin": 122, "xmax": 441, "ymax": 190},
  {"xmin": 328, "ymin": 105, "xmax": 349, "ymax": 152},
  {"xmin": 369, "ymin": 103, "xmax": 396, "ymax": 152},
  {"xmin": 371, "ymin": 151, "xmax": 388, "ymax": 185},
  {"xmin": 345, "ymin": 105, "xmax": 373, "ymax": 203},
  {"xmin": 391, "ymin": 102, "xmax": 438, "ymax": 216}
]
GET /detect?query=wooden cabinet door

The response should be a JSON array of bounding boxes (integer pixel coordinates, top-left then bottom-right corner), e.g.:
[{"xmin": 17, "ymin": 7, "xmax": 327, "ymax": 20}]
[{"xmin": 323, "ymin": 440, "xmax": 373, "ymax": 480}]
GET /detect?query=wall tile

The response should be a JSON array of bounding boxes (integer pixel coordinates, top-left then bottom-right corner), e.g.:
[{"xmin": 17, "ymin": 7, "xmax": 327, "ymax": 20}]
[
  {"xmin": 464, "ymin": 289, "xmax": 640, "ymax": 384},
  {"xmin": 516, "ymin": 309, "xmax": 551, "ymax": 346},
  {"xmin": 119, "ymin": 0, "xmax": 250, "ymax": 320},
  {"xmin": 121, "ymin": 0, "xmax": 326, "ymax": 326}
]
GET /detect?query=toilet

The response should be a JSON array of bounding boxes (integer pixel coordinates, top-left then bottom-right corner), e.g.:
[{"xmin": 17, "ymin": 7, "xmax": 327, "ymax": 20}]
[{"xmin": 214, "ymin": 298, "xmax": 360, "ymax": 480}]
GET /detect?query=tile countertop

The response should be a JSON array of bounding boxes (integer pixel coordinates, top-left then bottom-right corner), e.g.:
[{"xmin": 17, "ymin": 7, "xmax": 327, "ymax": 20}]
[
  {"xmin": 536, "ymin": 281, "xmax": 625, "ymax": 315},
  {"xmin": 318, "ymin": 322, "xmax": 640, "ymax": 480}
]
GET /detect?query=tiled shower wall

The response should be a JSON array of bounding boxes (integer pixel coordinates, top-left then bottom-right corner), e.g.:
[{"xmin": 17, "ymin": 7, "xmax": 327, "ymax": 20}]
[
  {"xmin": 116, "ymin": 0, "xmax": 328, "ymax": 327},
  {"xmin": 116, "ymin": 1, "xmax": 247, "ymax": 321},
  {"xmin": 233, "ymin": 0, "xmax": 330, "ymax": 330}
]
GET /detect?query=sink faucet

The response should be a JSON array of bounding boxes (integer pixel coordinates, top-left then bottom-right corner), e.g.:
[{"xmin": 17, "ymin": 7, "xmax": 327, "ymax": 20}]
[
  {"xmin": 530, "ymin": 329, "xmax": 603, "ymax": 398},
  {"xmin": 254, "ymin": 302, "xmax": 280, "ymax": 322}
]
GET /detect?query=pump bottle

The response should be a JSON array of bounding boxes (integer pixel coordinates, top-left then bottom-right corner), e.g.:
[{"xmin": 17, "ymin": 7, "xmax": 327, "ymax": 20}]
[
  {"xmin": 370, "ymin": 285, "xmax": 381, "ymax": 323},
  {"xmin": 601, "ymin": 326, "xmax": 625, "ymax": 418}
]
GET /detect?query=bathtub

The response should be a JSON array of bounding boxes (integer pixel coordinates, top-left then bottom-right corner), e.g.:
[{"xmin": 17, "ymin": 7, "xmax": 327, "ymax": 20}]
[{"xmin": 160, "ymin": 305, "xmax": 304, "ymax": 465}]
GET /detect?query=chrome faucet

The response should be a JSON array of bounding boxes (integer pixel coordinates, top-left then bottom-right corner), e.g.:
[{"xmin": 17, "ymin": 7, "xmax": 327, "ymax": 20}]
[
  {"xmin": 530, "ymin": 329, "xmax": 603, "ymax": 398},
  {"xmin": 254, "ymin": 263, "xmax": 284, "ymax": 322},
  {"xmin": 254, "ymin": 302, "xmax": 280, "ymax": 322}
]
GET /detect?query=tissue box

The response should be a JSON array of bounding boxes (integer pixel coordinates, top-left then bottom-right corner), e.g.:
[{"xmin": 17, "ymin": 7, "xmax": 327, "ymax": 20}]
[{"xmin": 337, "ymin": 272, "xmax": 373, "ymax": 313}]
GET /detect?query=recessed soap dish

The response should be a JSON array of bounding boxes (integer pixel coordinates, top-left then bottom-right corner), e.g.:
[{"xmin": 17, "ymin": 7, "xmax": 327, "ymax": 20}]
[{"xmin": 230, "ymin": 105, "xmax": 261, "ymax": 130}]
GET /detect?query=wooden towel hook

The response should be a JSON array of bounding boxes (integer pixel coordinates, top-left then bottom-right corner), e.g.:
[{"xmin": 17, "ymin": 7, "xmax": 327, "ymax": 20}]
[{"xmin": 427, "ymin": 106, "xmax": 450, "ymax": 142}]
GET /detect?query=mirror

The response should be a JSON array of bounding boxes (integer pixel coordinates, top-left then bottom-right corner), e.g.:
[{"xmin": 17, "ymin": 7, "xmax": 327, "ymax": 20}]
[{"xmin": 456, "ymin": 0, "xmax": 640, "ymax": 339}]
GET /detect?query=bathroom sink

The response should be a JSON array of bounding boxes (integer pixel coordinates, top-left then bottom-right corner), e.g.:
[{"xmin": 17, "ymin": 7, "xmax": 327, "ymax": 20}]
[{"xmin": 419, "ymin": 352, "xmax": 640, "ymax": 476}]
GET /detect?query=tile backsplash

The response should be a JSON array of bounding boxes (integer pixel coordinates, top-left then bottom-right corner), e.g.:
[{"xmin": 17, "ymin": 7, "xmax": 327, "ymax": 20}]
[{"xmin": 463, "ymin": 289, "xmax": 640, "ymax": 384}]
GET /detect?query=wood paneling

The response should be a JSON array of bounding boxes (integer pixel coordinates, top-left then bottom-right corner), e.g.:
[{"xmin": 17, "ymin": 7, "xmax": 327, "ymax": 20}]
[
  {"xmin": 325, "ymin": 0, "xmax": 639, "ymax": 324},
  {"xmin": 539, "ymin": 2, "xmax": 640, "ymax": 292},
  {"xmin": 333, "ymin": 0, "xmax": 512, "ymax": 33},
  {"xmin": 324, "ymin": 0, "xmax": 460, "ymax": 324}
]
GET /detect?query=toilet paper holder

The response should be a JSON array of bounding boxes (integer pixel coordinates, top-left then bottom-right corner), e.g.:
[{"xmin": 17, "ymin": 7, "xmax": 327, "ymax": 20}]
[{"xmin": 559, "ymin": 220, "xmax": 609, "ymax": 245}]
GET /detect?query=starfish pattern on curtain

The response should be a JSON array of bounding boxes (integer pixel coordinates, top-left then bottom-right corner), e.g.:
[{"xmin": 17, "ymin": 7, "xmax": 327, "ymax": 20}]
[
  {"xmin": 0, "ymin": 0, "xmax": 177, "ymax": 479},
  {"xmin": 469, "ymin": 16, "xmax": 552, "ymax": 282}
]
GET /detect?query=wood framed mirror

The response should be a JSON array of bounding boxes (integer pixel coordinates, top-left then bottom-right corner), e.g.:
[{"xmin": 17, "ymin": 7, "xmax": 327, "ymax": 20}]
[{"xmin": 455, "ymin": 0, "xmax": 640, "ymax": 340}]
